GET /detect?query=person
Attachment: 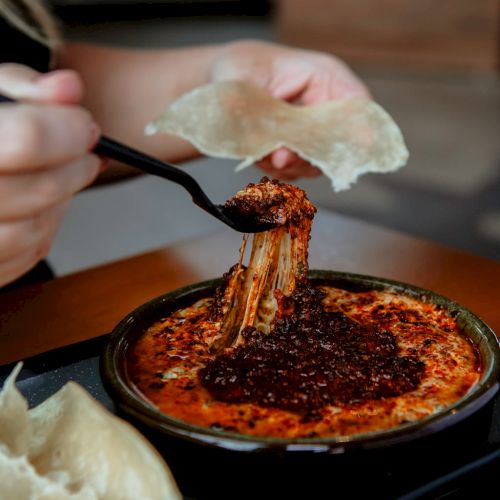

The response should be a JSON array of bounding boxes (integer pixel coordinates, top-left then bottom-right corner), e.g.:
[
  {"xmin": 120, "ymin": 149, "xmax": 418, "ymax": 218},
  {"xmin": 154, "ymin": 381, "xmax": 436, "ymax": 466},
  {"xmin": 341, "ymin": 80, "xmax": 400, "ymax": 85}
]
[{"xmin": 0, "ymin": 0, "xmax": 369, "ymax": 291}]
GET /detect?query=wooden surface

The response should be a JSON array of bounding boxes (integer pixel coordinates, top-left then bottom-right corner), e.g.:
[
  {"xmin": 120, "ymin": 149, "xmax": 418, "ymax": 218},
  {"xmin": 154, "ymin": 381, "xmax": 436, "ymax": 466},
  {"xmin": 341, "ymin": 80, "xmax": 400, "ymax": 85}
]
[
  {"xmin": 278, "ymin": 0, "xmax": 500, "ymax": 71},
  {"xmin": 1, "ymin": 210, "xmax": 499, "ymax": 366}
]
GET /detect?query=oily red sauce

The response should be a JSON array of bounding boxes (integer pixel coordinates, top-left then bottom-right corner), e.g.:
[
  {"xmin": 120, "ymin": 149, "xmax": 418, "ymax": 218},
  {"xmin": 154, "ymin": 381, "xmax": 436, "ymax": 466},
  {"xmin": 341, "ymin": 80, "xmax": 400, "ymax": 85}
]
[
  {"xmin": 128, "ymin": 285, "xmax": 481, "ymax": 438},
  {"xmin": 199, "ymin": 283, "xmax": 424, "ymax": 418}
]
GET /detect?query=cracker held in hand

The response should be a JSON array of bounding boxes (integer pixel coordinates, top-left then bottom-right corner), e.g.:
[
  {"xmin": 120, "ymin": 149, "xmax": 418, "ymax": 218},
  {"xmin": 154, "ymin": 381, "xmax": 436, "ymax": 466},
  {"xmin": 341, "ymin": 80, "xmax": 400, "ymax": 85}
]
[
  {"xmin": 145, "ymin": 81, "xmax": 409, "ymax": 191},
  {"xmin": 0, "ymin": 364, "xmax": 181, "ymax": 500}
]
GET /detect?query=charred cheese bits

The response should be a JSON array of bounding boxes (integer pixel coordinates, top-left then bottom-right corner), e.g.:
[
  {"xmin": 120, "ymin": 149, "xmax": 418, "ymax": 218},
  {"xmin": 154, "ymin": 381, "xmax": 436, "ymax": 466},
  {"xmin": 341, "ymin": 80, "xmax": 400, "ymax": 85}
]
[{"xmin": 128, "ymin": 179, "xmax": 480, "ymax": 439}]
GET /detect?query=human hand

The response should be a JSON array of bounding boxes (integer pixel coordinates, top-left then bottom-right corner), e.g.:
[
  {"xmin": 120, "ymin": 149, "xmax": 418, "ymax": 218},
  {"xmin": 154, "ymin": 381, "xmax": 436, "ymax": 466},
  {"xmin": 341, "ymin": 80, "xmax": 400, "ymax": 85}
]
[
  {"xmin": 0, "ymin": 64, "xmax": 102, "ymax": 287},
  {"xmin": 211, "ymin": 40, "xmax": 370, "ymax": 180}
]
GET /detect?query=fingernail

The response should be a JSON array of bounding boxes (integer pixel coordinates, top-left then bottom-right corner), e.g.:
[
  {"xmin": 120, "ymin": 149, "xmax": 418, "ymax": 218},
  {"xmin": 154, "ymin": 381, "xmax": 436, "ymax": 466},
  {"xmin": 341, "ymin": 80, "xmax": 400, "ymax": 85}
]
[
  {"xmin": 89, "ymin": 122, "xmax": 100, "ymax": 149},
  {"xmin": 273, "ymin": 150, "xmax": 289, "ymax": 169},
  {"xmin": 34, "ymin": 71, "xmax": 64, "ymax": 87}
]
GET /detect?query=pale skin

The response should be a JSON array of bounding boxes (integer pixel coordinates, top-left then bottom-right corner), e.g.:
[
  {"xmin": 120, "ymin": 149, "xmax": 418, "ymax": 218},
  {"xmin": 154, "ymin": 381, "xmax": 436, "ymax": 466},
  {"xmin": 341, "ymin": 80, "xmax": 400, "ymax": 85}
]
[{"xmin": 0, "ymin": 39, "xmax": 369, "ymax": 288}]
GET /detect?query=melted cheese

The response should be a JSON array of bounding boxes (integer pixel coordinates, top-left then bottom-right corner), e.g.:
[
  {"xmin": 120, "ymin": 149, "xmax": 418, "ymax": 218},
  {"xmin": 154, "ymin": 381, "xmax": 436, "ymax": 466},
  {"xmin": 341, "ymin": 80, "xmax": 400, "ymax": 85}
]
[{"xmin": 128, "ymin": 288, "xmax": 480, "ymax": 439}]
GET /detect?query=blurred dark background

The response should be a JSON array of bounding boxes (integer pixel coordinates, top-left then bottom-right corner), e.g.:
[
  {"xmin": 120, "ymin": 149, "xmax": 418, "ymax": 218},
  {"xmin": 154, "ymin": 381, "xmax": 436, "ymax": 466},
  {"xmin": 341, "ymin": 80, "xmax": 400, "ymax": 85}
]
[
  {"xmin": 53, "ymin": 0, "xmax": 273, "ymax": 20},
  {"xmin": 47, "ymin": 1, "xmax": 500, "ymax": 274}
]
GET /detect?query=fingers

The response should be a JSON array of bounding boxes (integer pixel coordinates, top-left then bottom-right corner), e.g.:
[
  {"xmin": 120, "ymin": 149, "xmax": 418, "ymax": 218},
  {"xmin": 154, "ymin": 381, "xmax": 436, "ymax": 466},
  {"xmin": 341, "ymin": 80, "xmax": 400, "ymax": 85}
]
[
  {"xmin": 257, "ymin": 147, "xmax": 321, "ymax": 180},
  {"xmin": 0, "ymin": 63, "xmax": 97, "ymax": 171},
  {"xmin": 271, "ymin": 148, "xmax": 296, "ymax": 169},
  {"xmin": 0, "ymin": 64, "xmax": 96, "ymax": 288},
  {"xmin": 0, "ymin": 200, "xmax": 70, "ymax": 288},
  {"xmin": 0, "ymin": 250, "xmax": 47, "ymax": 289},
  {"xmin": 299, "ymin": 55, "xmax": 371, "ymax": 105},
  {"xmin": 0, "ymin": 154, "xmax": 101, "ymax": 220},
  {"xmin": 0, "ymin": 63, "xmax": 84, "ymax": 104},
  {"xmin": 257, "ymin": 153, "xmax": 322, "ymax": 181},
  {"xmin": 0, "ymin": 202, "xmax": 68, "ymax": 262},
  {"xmin": 268, "ymin": 49, "xmax": 370, "ymax": 105},
  {"xmin": 299, "ymin": 70, "xmax": 370, "ymax": 105},
  {"xmin": 0, "ymin": 104, "xmax": 99, "ymax": 171}
]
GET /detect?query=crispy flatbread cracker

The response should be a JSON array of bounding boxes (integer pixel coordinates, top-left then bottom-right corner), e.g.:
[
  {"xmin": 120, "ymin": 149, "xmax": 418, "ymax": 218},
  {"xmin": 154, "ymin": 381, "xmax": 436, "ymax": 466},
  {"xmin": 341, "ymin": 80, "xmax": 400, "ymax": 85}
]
[
  {"xmin": 145, "ymin": 81, "xmax": 409, "ymax": 191},
  {"xmin": 0, "ymin": 364, "xmax": 181, "ymax": 500},
  {"xmin": 0, "ymin": 363, "xmax": 30, "ymax": 455}
]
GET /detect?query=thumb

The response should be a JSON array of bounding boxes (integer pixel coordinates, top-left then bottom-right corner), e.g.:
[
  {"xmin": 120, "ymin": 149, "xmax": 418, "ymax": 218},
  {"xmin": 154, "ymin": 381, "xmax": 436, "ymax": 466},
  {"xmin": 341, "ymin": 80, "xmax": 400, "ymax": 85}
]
[{"xmin": 0, "ymin": 64, "xmax": 83, "ymax": 104}]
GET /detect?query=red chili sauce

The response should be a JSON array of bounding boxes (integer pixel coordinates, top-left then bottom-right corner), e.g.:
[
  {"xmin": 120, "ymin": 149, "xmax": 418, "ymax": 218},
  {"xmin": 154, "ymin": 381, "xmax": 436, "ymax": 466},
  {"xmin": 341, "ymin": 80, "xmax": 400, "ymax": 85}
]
[{"xmin": 127, "ymin": 283, "xmax": 481, "ymax": 438}]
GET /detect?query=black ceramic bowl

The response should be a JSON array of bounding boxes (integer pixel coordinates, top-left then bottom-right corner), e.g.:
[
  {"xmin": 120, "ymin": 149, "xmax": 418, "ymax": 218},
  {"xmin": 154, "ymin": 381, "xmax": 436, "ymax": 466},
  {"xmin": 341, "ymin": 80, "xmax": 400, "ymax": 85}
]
[{"xmin": 101, "ymin": 271, "xmax": 500, "ymax": 498}]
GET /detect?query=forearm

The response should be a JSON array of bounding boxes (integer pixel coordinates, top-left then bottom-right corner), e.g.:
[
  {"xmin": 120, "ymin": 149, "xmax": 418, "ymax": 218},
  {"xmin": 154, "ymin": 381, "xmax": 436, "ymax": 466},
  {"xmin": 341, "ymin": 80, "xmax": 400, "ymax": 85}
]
[{"xmin": 59, "ymin": 43, "xmax": 227, "ymax": 176}]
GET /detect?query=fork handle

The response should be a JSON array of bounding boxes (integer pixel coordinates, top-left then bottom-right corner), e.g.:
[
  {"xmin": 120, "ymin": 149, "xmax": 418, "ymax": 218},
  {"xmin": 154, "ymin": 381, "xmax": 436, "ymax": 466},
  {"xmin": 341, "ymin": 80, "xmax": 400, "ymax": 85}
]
[
  {"xmin": 94, "ymin": 136, "xmax": 199, "ymax": 194},
  {"xmin": 93, "ymin": 138, "xmax": 219, "ymax": 216}
]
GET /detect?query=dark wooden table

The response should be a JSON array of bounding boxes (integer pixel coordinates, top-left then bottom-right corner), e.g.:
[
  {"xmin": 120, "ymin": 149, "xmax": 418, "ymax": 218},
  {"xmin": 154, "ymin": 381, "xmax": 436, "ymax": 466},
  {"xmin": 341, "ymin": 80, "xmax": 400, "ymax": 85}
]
[{"xmin": 1, "ymin": 210, "xmax": 499, "ymax": 366}]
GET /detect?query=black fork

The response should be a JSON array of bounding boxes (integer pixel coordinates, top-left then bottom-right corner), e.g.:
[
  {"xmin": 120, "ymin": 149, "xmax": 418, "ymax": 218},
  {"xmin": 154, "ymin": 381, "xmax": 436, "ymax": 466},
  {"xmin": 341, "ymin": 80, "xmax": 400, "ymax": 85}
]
[{"xmin": 0, "ymin": 93, "xmax": 274, "ymax": 233}]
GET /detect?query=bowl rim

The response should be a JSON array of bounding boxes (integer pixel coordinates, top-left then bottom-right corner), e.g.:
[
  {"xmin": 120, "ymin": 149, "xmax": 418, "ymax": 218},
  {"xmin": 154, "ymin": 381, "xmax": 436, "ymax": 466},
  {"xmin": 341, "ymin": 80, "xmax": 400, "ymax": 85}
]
[{"xmin": 101, "ymin": 270, "xmax": 500, "ymax": 454}]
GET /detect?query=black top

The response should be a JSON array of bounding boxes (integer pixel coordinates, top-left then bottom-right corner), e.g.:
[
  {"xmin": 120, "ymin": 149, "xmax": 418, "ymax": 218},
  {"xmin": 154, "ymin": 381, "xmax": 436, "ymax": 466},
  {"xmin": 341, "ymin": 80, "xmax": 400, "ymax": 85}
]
[
  {"xmin": 0, "ymin": 14, "xmax": 51, "ymax": 72},
  {"xmin": 0, "ymin": 14, "xmax": 54, "ymax": 292}
]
